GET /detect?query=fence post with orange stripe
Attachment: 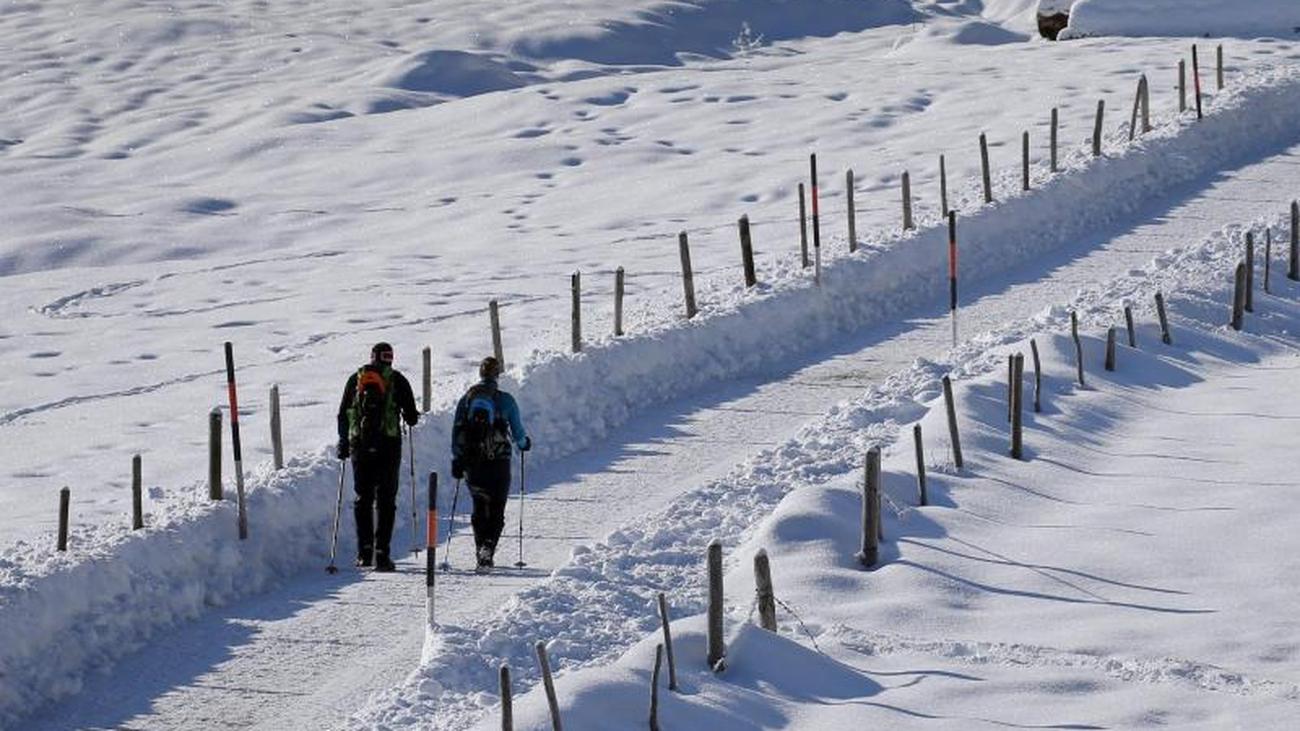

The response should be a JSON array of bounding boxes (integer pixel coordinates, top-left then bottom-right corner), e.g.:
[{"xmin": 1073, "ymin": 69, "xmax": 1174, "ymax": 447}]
[{"xmin": 223, "ymin": 341, "xmax": 248, "ymax": 540}]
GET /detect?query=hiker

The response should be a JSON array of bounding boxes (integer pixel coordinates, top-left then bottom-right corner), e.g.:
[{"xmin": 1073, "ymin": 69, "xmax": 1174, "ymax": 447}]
[
  {"xmin": 337, "ymin": 342, "xmax": 420, "ymax": 572},
  {"xmin": 451, "ymin": 356, "xmax": 530, "ymax": 570}
]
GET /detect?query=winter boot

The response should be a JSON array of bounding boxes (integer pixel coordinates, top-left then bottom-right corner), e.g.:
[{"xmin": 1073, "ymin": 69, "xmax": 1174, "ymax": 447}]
[
  {"xmin": 374, "ymin": 550, "xmax": 396, "ymax": 573},
  {"xmin": 355, "ymin": 546, "xmax": 373, "ymax": 568}
]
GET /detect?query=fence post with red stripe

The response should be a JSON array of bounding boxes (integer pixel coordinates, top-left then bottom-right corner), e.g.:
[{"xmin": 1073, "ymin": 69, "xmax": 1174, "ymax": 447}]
[{"xmin": 223, "ymin": 341, "xmax": 248, "ymax": 540}]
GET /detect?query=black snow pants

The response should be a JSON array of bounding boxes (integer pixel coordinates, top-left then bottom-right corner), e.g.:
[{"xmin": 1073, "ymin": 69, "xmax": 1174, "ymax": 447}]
[
  {"xmin": 352, "ymin": 438, "xmax": 402, "ymax": 559},
  {"xmin": 468, "ymin": 459, "xmax": 513, "ymax": 557}
]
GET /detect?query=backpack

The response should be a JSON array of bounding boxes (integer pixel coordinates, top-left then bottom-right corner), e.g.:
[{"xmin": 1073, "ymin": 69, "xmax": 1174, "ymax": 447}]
[
  {"xmin": 349, "ymin": 366, "xmax": 396, "ymax": 454},
  {"xmin": 459, "ymin": 384, "xmax": 511, "ymax": 465}
]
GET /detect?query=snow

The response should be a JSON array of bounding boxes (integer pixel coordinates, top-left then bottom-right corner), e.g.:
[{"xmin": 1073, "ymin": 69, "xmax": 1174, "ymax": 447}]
[
  {"xmin": 1062, "ymin": 0, "xmax": 1300, "ymax": 40},
  {"xmin": 2, "ymin": 0, "xmax": 1300, "ymax": 728}
]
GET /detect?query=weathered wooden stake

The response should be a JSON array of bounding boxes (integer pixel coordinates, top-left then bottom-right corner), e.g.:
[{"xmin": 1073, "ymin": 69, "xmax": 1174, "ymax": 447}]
[
  {"xmin": 657, "ymin": 592, "xmax": 679, "ymax": 691},
  {"xmin": 649, "ymin": 644, "xmax": 664, "ymax": 731},
  {"xmin": 1092, "ymin": 100, "xmax": 1105, "ymax": 157},
  {"xmin": 1245, "ymin": 232, "xmax": 1255, "ymax": 313},
  {"xmin": 1021, "ymin": 132, "xmax": 1030, "ymax": 191},
  {"xmin": 489, "ymin": 299, "xmax": 505, "ymax": 369},
  {"xmin": 942, "ymin": 375, "xmax": 963, "ymax": 469},
  {"xmin": 132, "ymin": 454, "xmax": 143, "ymax": 530},
  {"xmin": 1071, "ymin": 311, "xmax": 1085, "ymax": 387},
  {"xmin": 57, "ymin": 486, "xmax": 70, "ymax": 552},
  {"xmin": 1231, "ymin": 262, "xmax": 1246, "ymax": 331},
  {"xmin": 1192, "ymin": 44, "xmax": 1204, "ymax": 119},
  {"xmin": 739, "ymin": 215, "xmax": 757, "ymax": 288},
  {"xmin": 979, "ymin": 133, "xmax": 993, "ymax": 204},
  {"xmin": 810, "ymin": 154, "xmax": 822, "ymax": 287},
  {"xmin": 209, "ymin": 408, "xmax": 222, "ymax": 500},
  {"xmin": 753, "ymin": 549, "xmax": 778, "ymax": 632},
  {"xmin": 1290, "ymin": 201, "xmax": 1299, "ymax": 281},
  {"xmin": 1050, "ymin": 108, "xmax": 1059, "ymax": 173},
  {"xmin": 1105, "ymin": 327, "xmax": 1117, "ymax": 372},
  {"xmin": 913, "ymin": 424, "xmax": 927, "ymax": 506},
  {"xmin": 571, "ymin": 272, "xmax": 582, "ymax": 353},
  {"xmin": 1029, "ymin": 338, "xmax": 1043, "ymax": 414},
  {"xmin": 706, "ymin": 539, "xmax": 726, "ymax": 671},
  {"xmin": 901, "ymin": 171, "xmax": 914, "ymax": 231},
  {"xmin": 679, "ymin": 231, "xmax": 698, "ymax": 319},
  {"xmin": 856, "ymin": 447, "xmax": 881, "ymax": 567},
  {"xmin": 1006, "ymin": 354, "xmax": 1014, "ymax": 423},
  {"xmin": 1124, "ymin": 306, "xmax": 1137, "ymax": 348},
  {"xmin": 1265, "ymin": 229, "xmax": 1272, "ymax": 294},
  {"xmin": 940, "ymin": 154, "xmax": 950, "ymax": 217},
  {"xmin": 535, "ymin": 641, "xmax": 563, "ymax": 731},
  {"xmin": 421, "ymin": 346, "xmax": 432, "ymax": 413},
  {"xmin": 614, "ymin": 267, "xmax": 625, "ymax": 337},
  {"xmin": 1155, "ymin": 292, "xmax": 1173, "ymax": 345},
  {"xmin": 797, "ymin": 183, "xmax": 810, "ymax": 269},
  {"xmin": 1216, "ymin": 44, "xmax": 1224, "ymax": 91},
  {"xmin": 846, "ymin": 169, "xmax": 857, "ymax": 252},
  {"xmin": 1179, "ymin": 59, "xmax": 1187, "ymax": 113},
  {"xmin": 1130, "ymin": 75, "xmax": 1151, "ymax": 141},
  {"xmin": 499, "ymin": 664, "xmax": 513, "ymax": 731},
  {"xmin": 270, "ymin": 384, "xmax": 284, "ymax": 471},
  {"xmin": 1011, "ymin": 353, "xmax": 1024, "ymax": 460}
]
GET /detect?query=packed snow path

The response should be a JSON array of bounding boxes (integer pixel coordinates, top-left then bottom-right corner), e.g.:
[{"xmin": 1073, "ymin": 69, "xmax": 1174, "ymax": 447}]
[{"xmin": 25, "ymin": 123, "xmax": 1300, "ymax": 728}]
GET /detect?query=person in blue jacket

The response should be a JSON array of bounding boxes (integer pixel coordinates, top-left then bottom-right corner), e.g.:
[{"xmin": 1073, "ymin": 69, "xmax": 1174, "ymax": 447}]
[{"xmin": 451, "ymin": 356, "xmax": 530, "ymax": 570}]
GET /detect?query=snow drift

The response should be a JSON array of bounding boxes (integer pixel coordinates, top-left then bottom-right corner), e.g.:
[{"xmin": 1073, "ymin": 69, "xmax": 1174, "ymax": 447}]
[{"xmin": 1062, "ymin": 0, "xmax": 1300, "ymax": 39}]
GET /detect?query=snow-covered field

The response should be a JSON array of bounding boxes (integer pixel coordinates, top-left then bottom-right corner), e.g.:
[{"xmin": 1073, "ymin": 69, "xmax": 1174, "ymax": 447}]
[{"xmin": 3, "ymin": 0, "xmax": 1299, "ymax": 728}]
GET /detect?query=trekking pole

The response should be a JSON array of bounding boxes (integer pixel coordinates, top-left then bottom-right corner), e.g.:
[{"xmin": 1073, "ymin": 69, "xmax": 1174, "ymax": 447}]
[
  {"xmin": 326, "ymin": 460, "xmax": 346, "ymax": 574},
  {"xmin": 514, "ymin": 449, "xmax": 527, "ymax": 568},
  {"xmin": 407, "ymin": 424, "xmax": 421, "ymax": 555},
  {"xmin": 440, "ymin": 478, "xmax": 461, "ymax": 571}
]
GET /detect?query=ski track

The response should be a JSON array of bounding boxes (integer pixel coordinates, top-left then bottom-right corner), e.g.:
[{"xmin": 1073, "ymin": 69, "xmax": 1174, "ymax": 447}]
[{"xmin": 33, "ymin": 135, "xmax": 1295, "ymax": 730}]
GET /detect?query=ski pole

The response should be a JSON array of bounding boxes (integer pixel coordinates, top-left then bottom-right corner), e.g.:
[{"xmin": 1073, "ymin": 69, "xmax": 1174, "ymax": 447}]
[
  {"xmin": 426, "ymin": 471, "xmax": 438, "ymax": 626},
  {"xmin": 514, "ymin": 449, "xmax": 527, "ymax": 568},
  {"xmin": 440, "ymin": 478, "xmax": 461, "ymax": 571},
  {"xmin": 407, "ymin": 424, "xmax": 421, "ymax": 555},
  {"xmin": 326, "ymin": 460, "xmax": 346, "ymax": 574}
]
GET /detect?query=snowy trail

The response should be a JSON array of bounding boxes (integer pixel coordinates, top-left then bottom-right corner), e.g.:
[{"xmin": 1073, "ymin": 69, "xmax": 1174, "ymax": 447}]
[{"xmin": 26, "ymin": 122, "xmax": 1300, "ymax": 729}]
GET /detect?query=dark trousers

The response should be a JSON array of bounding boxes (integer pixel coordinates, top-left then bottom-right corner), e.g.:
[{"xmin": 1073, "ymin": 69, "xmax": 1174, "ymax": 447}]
[
  {"xmin": 468, "ymin": 459, "xmax": 512, "ymax": 556},
  {"xmin": 352, "ymin": 439, "xmax": 401, "ymax": 558}
]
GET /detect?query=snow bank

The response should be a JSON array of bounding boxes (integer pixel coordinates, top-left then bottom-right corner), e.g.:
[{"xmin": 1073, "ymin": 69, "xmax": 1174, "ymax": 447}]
[
  {"xmin": 1061, "ymin": 0, "xmax": 1300, "ymax": 39},
  {"xmin": 4, "ymin": 60, "xmax": 1300, "ymax": 728}
]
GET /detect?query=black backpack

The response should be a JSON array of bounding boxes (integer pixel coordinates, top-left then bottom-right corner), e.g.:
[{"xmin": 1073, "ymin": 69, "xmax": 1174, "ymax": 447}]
[
  {"xmin": 350, "ymin": 366, "xmax": 393, "ymax": 454},
  {"xmin": 459, "ymin": 384, "xmax": 510, "ymax": 465}
]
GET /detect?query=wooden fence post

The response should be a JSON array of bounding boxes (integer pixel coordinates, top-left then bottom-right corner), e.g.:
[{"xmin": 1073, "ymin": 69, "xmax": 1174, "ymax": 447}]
[
  {"xmin": 1029, "ymin": 338, "xmax": 1043, "ymax": 413},
  {"xmin": 421, "ymin": 346, "xmax": 432, "ymax": 413},
  {"xmin": 902, "ymin": 171, "xmax": 914, "ymax": 231},
  {"xmin": 571, "ymin": 272, "xmax": 582, "ymax": 353},
  {"xmin": 739, "ymin": 215, "xmax": 757, "ymax": 287},
  {"xmin": 209, "ymin": 408, "xmax": 222, "ymax": 500},
  {"xmin": 798, "ymin": 183, "xmax": 810, "ymax": 269},
  {"xmin": 1264, "ymin": 230, "xmax": 1272, "ymax": 294},
  {"xmin": 1105, "ymin": 327, "xmax": 1117, "ymax": 372},
  {"xmin": 1231, "ymin": 262, "xmax": 1246, "ymax": 331},
  {"xmin": 1050, "ymin": 107, "xmax": 1059, "ymax": 173},
  {"xmin": 1124, "ymin": 305, "xmax": 1137, "ymax": 347},
  {"xmin": 1156, "ymin": 292, "xmax": 1173, "ymax": 344},
  {"xmin": 1216, "ymin": 44, "xmax": 1224, "ymax": 91},
  {"xmin": 980, "ymin": 133, "xmax": 993, "ymax": 204},
  {"xmin": 1071, "ymin": 311, "xmax": 1085, "ymax": 387},
  {"xmin": 1021, "ymin": 132, "xmax": 1030, "ymax": 191},
  {"xmin": 1129, "ymin": 76, "xmax": 1147, "ymax": 141},
  {"xmin": 649, "ymin": 644, "xmax": 664, "ymax": 731},
  {"xmin": 1179, "ymin": 59, "xmax": 1187, "ymax": 113},
  {"xmin": 1245, "ymin": 232, "xmax": 1255, "ymax": 313},
  {"xmin": 535, "ymin": 641, "xmax": 563, "ymax": 731},
  {"xmin": 614, "ymin": 267, "xmax": 625, "ymax": 337},
  {"xmin": 57, "ymin": 486, "xmax": 70, "ymax": 552},
  {"xmin": 1192, "ymin": 44, "xmax": 1203, "ymax": 119},
  {"xmin": 1290, "ymin": 201, "xmax": 1299, "ymax": 281},
  {"xmin": 679, "ymin": 231, "xmax": 699, "ymax": 319},
  {"xmin": 913, "ymin": 424, "xmax": 927, "ymax": 506},
  {"xmin": 1092, "ymin": 100, "xmax": 1105, "ymax": 157},
  {"xmin": 1011, "ymin": 353, "xmax": 1024, "ymax": 460},
  {"xmin": 1006, "ymin": 354, "xmax": 1014, "ymax": 423},
  {"xmin": 753, "ymin": 549, "xmax": 777, "ymax": 632},
  {"xmin": 810, "ymin": 154, "xmax": 822, "ymax": 286},
  {"xmin": 856, "ymin": 447, "xmax": 881, "ymax": 567},
  {"xmin": 499, "ymin": 664, "xmax": 513, "ymax": 731},
  {"xmin": 942, "ymin": 375, "xmax": 963, "ymax": 469},
  {"xmin": 657, "ymin": 592, "xmax": 678, "ymax": 691},
  {"xmin": 707, "ymin": 539, "xmax": 726, "ymax": 671},
  {"xmin": 939, "ymin": 154, "xmax": 950, "ymax": 217},
  {"xmin": 270, "ymin": 384, "xmax": 284, "ymax": 471},
  {"xmin": 132, "ymin": 454, "xmax": 143, "ymax": 530},
  {"xmin": 489, "ymin": 299, "xmax": 505, "ymax": 370},
  {"xmin": 846, "ymin": 169, "xmax": 857, "ymax": 252}
]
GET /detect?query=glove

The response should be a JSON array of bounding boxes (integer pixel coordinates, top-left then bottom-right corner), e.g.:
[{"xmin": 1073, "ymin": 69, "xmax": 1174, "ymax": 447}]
[
  {"xmin": 337, "ymin": 439, "xmax": 350, "ymax": 460},
  {"xmin": 451, "ymin": 459, "xmax": 464, "ymax": 480},
  {"xmin": 405, "ymin": 413, "xmax": 419, "ymax": 428},
  {"xmin": 519, "ymin": 437, "xmax": 532, "ymax": 453}
]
